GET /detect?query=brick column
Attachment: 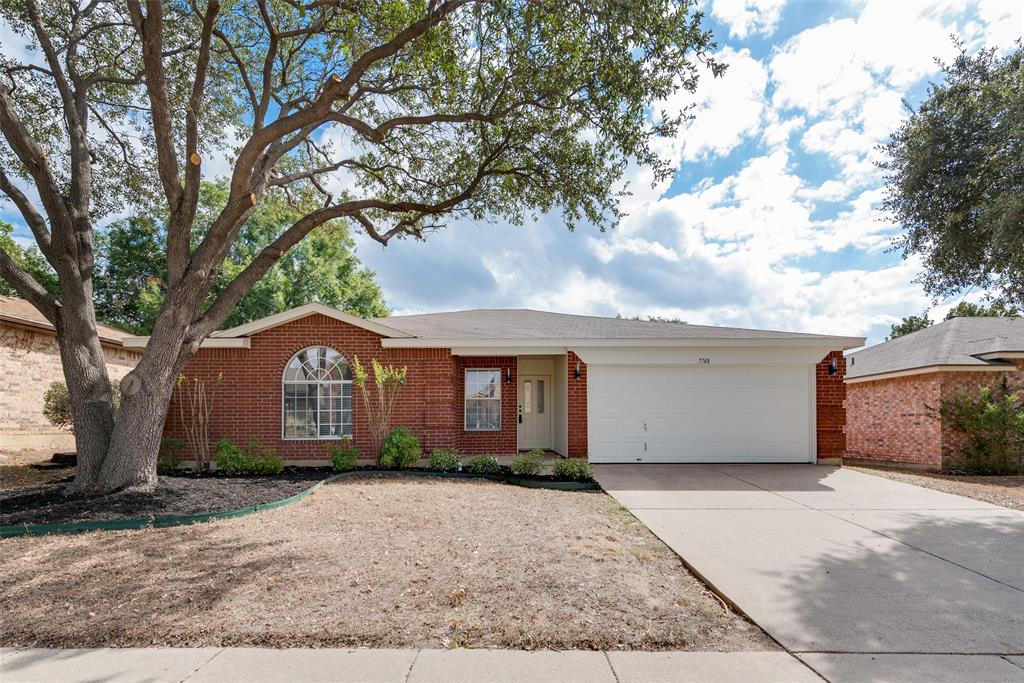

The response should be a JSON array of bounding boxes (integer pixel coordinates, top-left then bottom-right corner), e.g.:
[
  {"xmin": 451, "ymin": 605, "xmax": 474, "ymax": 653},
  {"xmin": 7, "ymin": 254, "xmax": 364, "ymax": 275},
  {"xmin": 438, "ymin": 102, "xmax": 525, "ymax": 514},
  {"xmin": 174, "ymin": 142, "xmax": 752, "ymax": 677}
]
[
  {"xmin": 816, "ymin": 351, "xmax": 846, "ymax": 460},
  {"xmin": 567, "ymin": 351, "xmax": 588, "ymax": 458}
]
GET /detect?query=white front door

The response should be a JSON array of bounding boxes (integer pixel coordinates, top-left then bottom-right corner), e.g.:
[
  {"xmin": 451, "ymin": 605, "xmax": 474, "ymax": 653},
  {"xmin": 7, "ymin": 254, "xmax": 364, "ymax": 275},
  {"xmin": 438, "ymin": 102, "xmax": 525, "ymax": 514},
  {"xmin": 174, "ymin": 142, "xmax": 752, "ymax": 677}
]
[{"xmin": 518, "ymin": 374, "xmax": 552, "ymax": 450}]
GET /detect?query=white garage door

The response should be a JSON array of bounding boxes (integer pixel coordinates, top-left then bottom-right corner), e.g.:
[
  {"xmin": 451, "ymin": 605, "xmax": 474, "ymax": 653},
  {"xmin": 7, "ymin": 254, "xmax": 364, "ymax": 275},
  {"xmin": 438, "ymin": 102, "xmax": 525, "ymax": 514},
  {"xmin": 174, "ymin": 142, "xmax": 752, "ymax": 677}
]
[{"xmin": 588, "ymin": 365, "xmax": 813, "ymax": 463}]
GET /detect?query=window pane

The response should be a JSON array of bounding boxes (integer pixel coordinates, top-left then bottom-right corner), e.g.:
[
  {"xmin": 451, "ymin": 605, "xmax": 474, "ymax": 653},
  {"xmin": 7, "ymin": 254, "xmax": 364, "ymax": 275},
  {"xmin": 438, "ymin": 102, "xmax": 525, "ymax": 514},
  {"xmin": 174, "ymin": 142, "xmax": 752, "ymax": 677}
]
[
  {"xmin": 524, "ymin": 380, "xmax": 532, "ymax": 414},
  {"xmin": 537, "ymin": 380, "xmax": 544, "ymax": 414},
  {"xmin": 465, "ymin": 369, "xmax": 500, "ymax": 399},
  {"xmin": 465, "ymin": 398, "xmax": 500, "ymax": 430}
]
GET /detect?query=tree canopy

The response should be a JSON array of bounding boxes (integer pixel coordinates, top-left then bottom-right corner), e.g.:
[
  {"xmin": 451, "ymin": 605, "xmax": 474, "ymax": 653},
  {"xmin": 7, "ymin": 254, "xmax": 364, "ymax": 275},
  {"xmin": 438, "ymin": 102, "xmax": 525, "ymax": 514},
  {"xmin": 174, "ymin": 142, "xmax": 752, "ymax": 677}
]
[
  {"xmin": 94, "ymin": 182, "xmax": 389, "ymax": 334},
  {"xmin": 882, "ymin": 42, "xmax": 1024, "ymax": 308},
  {"xmin": 888, "ymin": 313, "xmax": 932, "ymax": 340},
  {"xmin": 0, "ymin": 0, "xmax": 725, "ymax": 493},
  {"xmin": 944, "ymin": 300, "xmax": 1020, "ymax": 319}
]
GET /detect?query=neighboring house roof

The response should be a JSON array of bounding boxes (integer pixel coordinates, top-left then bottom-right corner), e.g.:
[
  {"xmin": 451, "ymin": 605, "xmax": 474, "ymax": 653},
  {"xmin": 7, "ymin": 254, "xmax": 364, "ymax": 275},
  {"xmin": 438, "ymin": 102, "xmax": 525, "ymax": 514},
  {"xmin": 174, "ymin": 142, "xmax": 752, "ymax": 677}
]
[
  {"xmin": 125, "ymin": 303, "xmax": 864, "ymax": 350},
  {"xmin": 0, "ymin": 295, "xmax": 137, "ymax": 347},
  {"xmin": 846, "ymin": 316, "xmax": 1024, "ymax": 382}
]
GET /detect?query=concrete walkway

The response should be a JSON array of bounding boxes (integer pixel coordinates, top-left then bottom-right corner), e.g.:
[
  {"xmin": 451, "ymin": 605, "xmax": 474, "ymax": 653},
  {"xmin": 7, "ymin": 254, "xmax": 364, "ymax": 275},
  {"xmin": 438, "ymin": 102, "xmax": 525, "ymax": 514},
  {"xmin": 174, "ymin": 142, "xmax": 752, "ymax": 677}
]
[
  {"xmin": 595, "ymin": 464, "xmax": 1024, "ymax": 683},
  {"xmin": 0, "ymin": 647, "xmax": 820, "ymax": 682}
]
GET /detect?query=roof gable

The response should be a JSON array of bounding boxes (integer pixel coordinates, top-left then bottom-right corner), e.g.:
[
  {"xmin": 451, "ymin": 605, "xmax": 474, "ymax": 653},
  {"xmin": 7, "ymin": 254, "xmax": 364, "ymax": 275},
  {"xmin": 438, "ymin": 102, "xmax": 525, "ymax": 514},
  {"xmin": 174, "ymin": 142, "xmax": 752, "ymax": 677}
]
[
  {"xmin": 0, "ymin": 295, "xmax": 137, "ymax": 347},
  {"xmin": 212, "ymin": 303, "xmax": 413, "ymax": 339}
]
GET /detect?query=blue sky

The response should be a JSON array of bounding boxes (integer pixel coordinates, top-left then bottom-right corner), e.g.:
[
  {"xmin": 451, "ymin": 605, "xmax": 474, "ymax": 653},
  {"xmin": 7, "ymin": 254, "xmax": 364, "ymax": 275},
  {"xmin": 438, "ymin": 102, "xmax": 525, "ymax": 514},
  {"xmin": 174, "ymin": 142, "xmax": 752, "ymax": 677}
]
[
  {"xmin": 347, "ymin": 0, "xmax": 1022, "ymax": 346},
  {"xmin": 2, "ymin": 0, "xmax": 1021, "ymax": 346}
]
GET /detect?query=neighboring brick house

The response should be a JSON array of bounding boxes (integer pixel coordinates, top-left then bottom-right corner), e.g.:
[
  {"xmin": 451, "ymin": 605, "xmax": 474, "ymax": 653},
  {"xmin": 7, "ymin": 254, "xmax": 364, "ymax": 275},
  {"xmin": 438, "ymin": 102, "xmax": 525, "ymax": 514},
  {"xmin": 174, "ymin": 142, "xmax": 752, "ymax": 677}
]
[
  {"xmin": 845, "ymin": 317, "xmax": 1024, "ymax": 469},
  {"xmin": 0, "ymin": 296, "xmax": 141, "ymax": 451},
  {"xmin": 128, "ymin": 304, "xmax": 861, "ymax": 465}
]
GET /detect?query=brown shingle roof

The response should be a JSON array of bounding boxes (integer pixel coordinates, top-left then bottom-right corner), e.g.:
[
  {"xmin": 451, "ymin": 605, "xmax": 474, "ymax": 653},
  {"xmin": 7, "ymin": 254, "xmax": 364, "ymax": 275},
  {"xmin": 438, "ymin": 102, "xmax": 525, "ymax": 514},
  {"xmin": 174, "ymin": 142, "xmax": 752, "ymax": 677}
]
[{"xmin": 0, "ymin": 295, "xmax": 138, "ymax": 347}]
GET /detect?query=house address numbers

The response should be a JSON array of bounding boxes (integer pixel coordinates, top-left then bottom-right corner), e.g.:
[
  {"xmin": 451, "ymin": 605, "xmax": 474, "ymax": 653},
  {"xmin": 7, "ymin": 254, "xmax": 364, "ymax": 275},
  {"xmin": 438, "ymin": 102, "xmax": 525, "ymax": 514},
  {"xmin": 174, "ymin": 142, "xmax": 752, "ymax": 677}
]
[{"xmin": 697, "ymin": 357, "xmax": 711, "ymax": 364}]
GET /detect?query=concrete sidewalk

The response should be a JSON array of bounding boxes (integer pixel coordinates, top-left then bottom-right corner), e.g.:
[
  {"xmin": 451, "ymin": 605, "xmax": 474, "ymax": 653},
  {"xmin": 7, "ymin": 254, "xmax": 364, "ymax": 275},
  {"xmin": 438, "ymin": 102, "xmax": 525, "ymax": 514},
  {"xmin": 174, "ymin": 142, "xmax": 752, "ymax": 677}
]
[{"xmin": 0, "ymin": 647, "xmax": 820, "ymax": 683}]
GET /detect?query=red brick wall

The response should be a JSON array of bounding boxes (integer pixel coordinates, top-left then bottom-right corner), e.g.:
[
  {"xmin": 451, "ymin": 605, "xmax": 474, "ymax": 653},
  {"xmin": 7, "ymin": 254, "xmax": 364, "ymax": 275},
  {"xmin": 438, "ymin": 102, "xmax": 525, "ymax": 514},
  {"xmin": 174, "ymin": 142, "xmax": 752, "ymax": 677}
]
[
  {"xmin": 845, "ymin": 360, "xmax": 1024, "ymax": 469},
  {"xmin": 164, "ymin": 314, "xmax": 520, "ymax": 462},
  {"xmin": 816, "ymin": 351, "xmax": 847, "ymax": 459},
  {"xmin": 455, "ymin": 356, "xmax": 517, "ymax": 454},
  {"xmin": 567, "ymin": 351, "xmax": 587, "ymax": 458},
  {"xmin": 845, "ymin": 372, "xmax": 943, "ymax": 467},
  {"xmin": 938, "ymin": 360, "xmax": 1024, "ymax": 466}
]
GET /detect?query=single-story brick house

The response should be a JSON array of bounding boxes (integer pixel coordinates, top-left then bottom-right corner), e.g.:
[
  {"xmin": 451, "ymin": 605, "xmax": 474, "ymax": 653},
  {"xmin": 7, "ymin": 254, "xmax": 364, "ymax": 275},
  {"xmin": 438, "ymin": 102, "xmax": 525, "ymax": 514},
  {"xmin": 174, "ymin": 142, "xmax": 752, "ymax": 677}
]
[
  {"xmin": 0, "ymin": 295, "xmax": 141, "ymax": 451},
  {"xmin": 125, "ymin": 304, "xmax": 863, "ymax": 464},
  {"xmin": 845, "ymin": 316, "xmax": 1024, "ymax": 469}
]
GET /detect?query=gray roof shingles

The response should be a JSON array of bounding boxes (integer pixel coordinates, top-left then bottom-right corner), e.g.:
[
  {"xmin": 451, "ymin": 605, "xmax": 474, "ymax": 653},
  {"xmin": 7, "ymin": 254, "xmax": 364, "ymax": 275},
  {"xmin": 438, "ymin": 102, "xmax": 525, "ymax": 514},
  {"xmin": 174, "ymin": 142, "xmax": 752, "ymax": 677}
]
[
  {"xmin": 371, "ymin": 308, "xmax": 853, "ymax": 342},
  {"xmin": 846, "ymin": 316, "xmax": 1024, "ymax": 379}
]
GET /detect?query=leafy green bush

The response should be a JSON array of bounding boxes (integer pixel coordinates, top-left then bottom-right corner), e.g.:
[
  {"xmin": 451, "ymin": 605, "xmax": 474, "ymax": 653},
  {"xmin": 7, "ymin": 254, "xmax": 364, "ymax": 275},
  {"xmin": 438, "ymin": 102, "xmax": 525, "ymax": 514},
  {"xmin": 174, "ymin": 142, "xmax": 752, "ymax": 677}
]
[
  {"xmin": 466, "ymin": 454, "xmax": 502, "ymax": 475},
  {"xmin": 934, "ymin": 377, "xmax": 1024, "ymax": 475},
  {"xmin": 428, "ymin": 449, "xmax": 462, "ymax": 471},
  {"xmin": 510, "ymin": 449, "xmax": 544, "ymax": 476},
  {"xmin": 552, "ymin": 458, "xmax": 593, "ymax": 481},
  {"xmin": 42, "ymin": 380, "xmax": 120, "ymax": 433},
  {"xmin": 328, "ymin": 439, "xmax": 360, "ymax": 471},
  {"xmin": 157, "ymin": 437, "xmax": 186, "ymax": 475},
  {"xmin": 214, "ymin": 438, "xmax": 285, "ymax": 475},
  {"xmin": 378, "ymin": 427, "xmax": 421, "ymax": 469}
]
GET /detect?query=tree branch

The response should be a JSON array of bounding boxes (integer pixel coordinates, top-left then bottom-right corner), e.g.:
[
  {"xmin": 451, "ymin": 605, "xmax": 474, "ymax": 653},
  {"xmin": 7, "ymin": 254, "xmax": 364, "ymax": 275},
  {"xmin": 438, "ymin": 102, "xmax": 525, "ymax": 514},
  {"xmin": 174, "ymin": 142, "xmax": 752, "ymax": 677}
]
[
  {"xmin": 0, "ymin": 246, "xmax": 58, "ymax": 325},
  {"xmin": 0, "ymin": 168, "xmax": 53, "ymax": 257}
]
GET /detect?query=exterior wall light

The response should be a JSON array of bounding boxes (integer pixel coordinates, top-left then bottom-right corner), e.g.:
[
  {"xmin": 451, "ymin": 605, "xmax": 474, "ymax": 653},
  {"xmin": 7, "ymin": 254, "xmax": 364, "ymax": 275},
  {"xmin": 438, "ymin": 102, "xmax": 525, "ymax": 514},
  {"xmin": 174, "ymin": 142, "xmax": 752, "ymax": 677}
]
[
  {"xmin": 574, "ymin": 363, "xmax": 581, "ymax": 380},
  {"xmin": 828, "ymin": 358, "xmax": 838, "ymax": 375},
  {"xmin": 505, "ymin": 368, "xmax": 513, "ymax": 384}
]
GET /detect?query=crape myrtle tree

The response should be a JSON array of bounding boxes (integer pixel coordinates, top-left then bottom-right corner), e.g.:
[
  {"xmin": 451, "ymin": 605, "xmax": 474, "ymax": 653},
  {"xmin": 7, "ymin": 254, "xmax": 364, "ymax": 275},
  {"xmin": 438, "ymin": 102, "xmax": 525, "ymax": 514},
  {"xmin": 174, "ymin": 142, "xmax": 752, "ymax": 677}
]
[{"xmin": 0, "ymin": 0, "xmax": 723, "ymax": 494}]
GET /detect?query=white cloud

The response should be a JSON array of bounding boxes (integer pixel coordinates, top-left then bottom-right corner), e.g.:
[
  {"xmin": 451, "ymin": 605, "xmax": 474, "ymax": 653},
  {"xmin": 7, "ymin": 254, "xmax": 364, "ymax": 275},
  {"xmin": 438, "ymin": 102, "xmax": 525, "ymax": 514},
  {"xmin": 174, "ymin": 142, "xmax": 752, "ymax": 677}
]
[{"xmin": 712, "ymin": 0, "xmax": 787, "ymax": 39}]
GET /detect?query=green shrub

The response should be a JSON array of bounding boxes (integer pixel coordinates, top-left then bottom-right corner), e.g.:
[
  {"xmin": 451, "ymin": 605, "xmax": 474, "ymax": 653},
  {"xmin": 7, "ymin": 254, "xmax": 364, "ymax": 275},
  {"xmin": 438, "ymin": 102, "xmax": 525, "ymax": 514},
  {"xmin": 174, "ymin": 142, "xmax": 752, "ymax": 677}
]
[
  {"xmin": 510, "ymin": 449, "xmax": 544, "ymax": 476},
  {"xmin": 428, "ymin": 449, "xmax": 462, "ymax": 471},
  {"xmin": 934, "ymin": 377, "xmax": 1024, "ymax": 475},
  {"xmin": 378, "ymin": 427, "xmax": 421, "ymax": 469},
  {"xmin": 214, "ymin": 438, "xmax": 284, "ymax": 475},
  {"xmin": 466, "ymin": 454, "xmax": 502, "ymax": 475},
  {"xmin": 328, "ymin": 439, "xmax": 360, "ymax": 471},
  {"xmin": 552, "ymin": 458, "xmax": 593, "ymax": 481},
  {"xmin": 157, "ymin": 437, "xmax": 186, "ymax": 475},
  {"xmin": 42, "ymin": 380, "xmax": 120, "ymax": 432}
]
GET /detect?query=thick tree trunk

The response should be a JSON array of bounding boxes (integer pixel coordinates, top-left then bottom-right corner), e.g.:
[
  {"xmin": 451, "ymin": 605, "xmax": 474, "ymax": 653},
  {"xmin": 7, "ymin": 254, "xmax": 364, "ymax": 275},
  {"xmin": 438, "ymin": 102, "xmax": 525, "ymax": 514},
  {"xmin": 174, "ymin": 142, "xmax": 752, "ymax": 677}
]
[{"xmin": 59, "ymin": 301, "xmax": 116, "ymax": 495}]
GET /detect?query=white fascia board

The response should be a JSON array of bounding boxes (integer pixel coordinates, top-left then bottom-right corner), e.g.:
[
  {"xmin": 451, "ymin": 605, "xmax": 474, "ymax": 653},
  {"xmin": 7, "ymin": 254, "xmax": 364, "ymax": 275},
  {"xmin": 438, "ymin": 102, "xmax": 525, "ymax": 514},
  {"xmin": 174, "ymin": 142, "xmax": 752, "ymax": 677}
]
[
  {"xmin": 572, "ymin": 345, "xmax": 837, "ymax": 366},
  {"xmin": 382, "ymin": 336, "xmax": 865, "ymax": 350},
  {"xmin": 974, "ymin": 351, "xmax": 1024, "ymax": 360},
  {"xmin": 123, "ymin": 336, "xmax": 250, "ymax": 349},
  {"xmin": 213, "ymin": 303, "xmax": 413, "ymax": 339},
  {"xmin": 845, "ymin": 363, "xmax": 1014, "ymax": 384},
  {"xmin": 451, "ymin": 346, "xmax": 568, "ymax": 356}
]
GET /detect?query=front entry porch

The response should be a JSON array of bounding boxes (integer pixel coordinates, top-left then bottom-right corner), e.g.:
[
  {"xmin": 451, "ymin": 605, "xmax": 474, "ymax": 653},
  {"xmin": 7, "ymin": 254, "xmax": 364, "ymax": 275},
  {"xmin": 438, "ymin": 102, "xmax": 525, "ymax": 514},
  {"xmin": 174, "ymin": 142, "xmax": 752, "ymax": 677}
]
[{"xmin": 517, "ymin": 355, "xmax": 568, "ymax": 455}]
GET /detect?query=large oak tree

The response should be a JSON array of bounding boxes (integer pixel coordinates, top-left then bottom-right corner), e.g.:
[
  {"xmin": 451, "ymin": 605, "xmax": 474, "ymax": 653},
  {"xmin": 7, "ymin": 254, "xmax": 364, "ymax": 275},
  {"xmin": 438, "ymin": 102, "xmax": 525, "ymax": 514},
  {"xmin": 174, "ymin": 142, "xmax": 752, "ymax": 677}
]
[{"xmin": 0, "ymin": 0, "xmax": 722, "ymax": 494}]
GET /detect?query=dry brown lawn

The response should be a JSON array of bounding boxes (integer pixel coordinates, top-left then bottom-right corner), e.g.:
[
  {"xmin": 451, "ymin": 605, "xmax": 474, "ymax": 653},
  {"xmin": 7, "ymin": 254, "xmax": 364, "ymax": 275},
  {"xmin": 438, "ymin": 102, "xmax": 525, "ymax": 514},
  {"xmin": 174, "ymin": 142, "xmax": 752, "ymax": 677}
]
[
  {"xmin": 0, "ymin": 449, "xmax": 72, "ymax": 490},
  {"xmin": 848, "ymin": 465, "xmax": 1024, "ymax": 511},
  {"xmin": 0, "ymin": 475, "xmax": 772, "ymax": 651}
]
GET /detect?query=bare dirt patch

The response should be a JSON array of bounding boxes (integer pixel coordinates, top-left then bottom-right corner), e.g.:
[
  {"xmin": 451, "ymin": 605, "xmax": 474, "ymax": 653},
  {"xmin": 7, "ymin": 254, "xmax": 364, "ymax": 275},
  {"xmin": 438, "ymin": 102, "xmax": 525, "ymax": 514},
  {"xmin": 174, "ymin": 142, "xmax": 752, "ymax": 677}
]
[
  {"xmin": 848, "ymin": 465, "xmax": 1024, "ymax": 511},
  {"xmin": 0, "ymin": 470, "xmax": 329, "ymax": 526},
  {"xmin": 0, "ymin": 476, "xmax": 773, "ymax": 651},
  {"xmin": 0, "ymin": 449, "xmax": 72, "ymax": 490}
]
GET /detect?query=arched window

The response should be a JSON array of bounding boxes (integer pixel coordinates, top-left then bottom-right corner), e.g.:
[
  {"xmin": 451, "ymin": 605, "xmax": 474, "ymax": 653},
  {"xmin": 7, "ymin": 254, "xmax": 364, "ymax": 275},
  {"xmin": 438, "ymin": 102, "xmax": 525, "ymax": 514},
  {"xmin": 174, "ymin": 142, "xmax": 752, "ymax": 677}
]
[{"xmin": 282, "ymin": 346, "xmax": 352, "ymax": 439}]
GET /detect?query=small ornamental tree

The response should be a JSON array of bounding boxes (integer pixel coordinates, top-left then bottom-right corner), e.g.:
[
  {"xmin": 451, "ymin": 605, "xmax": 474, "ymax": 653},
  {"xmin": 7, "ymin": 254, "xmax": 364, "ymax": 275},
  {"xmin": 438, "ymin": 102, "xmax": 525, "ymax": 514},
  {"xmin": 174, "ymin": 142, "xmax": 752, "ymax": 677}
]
[
  {"xmin": 175, "ymin": 373, "xmax": 222, "ymax": 473},
  {"xmin": 0, "ymin": 0, "xmax": 723, "ymax": 494},
  {"xmin": 932, "ymin": 377, "xmax": 1024, "ymax": 475},
  {"xmin": 352, "ymin": 356, "xmax": 407, "ymax": 457}
]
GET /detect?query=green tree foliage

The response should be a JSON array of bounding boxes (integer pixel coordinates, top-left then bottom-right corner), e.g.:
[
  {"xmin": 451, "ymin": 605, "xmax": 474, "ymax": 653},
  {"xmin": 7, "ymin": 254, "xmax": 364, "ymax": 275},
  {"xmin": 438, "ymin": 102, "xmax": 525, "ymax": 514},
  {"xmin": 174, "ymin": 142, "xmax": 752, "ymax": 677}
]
[
  {"xmin": 888, "ymin": 313, "xmax": 932, "ymax": 339},
  {"xmin": 94, "ymin": 182, "xmax": 389, "ymax": 334},
  {"xmin": 933, "ymin": 378, "xmax": 1024, "ymax": 475},
  {"xmin": 883, "ymin": 42, "xmax": 1024, "ymax": 308},
  {"xmin": 944, "ymin": 300, "xmax": 1020, "ymax": 319},
  {"xmin": 0, "ymin": 221, "xmax": 57, "ymax": 298}
]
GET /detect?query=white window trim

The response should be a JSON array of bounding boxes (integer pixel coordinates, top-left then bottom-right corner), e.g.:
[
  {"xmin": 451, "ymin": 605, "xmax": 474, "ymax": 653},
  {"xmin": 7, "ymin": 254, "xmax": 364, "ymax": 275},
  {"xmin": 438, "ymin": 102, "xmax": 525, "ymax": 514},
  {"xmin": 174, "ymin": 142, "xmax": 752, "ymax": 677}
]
[
  {"xmin": 464, "ymin": 368, "xmax": 501, "ymax": 432},
  {"xmin": 281, "ymin": 347, "xmax": 354, "ymax": 440}
]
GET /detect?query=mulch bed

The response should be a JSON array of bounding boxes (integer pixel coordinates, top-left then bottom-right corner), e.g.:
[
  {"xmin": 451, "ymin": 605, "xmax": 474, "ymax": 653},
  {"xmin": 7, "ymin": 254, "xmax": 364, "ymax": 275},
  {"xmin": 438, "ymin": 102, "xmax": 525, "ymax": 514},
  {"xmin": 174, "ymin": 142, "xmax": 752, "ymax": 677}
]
[
  {"xmin": 0, "ymin": 469, "xmax": 329, "ymax": 527},
  {"xmin": 848, "ymin": 465, "xmax": 1024, "ymax": 511},
  {"xmin": 0, "ymin": 476, "xmax": 774, "ymax": 651}
]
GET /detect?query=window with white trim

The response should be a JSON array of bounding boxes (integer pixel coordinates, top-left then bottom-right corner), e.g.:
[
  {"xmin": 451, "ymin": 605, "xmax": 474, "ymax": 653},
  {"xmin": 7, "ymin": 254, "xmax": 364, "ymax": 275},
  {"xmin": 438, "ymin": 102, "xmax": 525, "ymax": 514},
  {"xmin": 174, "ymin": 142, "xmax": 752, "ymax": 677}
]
[
  {"xmin": 465, "ymin": 369, "xmax": 501, "ymax": 431},
  {"xmin": 283, "ymin": 346, "xmax": 352, "ymax": 439}
]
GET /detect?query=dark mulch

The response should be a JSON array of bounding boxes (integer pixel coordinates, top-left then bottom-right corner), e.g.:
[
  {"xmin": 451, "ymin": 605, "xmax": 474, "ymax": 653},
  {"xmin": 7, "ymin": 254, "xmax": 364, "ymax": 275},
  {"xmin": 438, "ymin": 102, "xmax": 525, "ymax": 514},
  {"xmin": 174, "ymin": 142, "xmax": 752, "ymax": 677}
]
[{"xmin": 0, "ymin": 468, "xmax": 329, "ymax": 527}]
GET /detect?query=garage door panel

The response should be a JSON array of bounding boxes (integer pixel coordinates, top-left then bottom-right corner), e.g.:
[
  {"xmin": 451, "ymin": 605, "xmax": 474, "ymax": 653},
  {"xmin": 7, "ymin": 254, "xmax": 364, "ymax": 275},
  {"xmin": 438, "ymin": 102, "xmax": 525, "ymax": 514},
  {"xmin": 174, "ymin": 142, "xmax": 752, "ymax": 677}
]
[{"xmin": 588, "ymin": 365, "xmax": 812, "ymax": 464}]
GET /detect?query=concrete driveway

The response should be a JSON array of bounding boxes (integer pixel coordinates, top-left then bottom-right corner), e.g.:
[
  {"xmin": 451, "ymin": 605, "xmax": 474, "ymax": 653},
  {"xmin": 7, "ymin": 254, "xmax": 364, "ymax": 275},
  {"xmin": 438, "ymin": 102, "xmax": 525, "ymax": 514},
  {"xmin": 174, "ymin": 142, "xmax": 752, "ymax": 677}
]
[{"xmin": 595, "ymin": 464, "xmax": 1024, "ymax": 683}]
